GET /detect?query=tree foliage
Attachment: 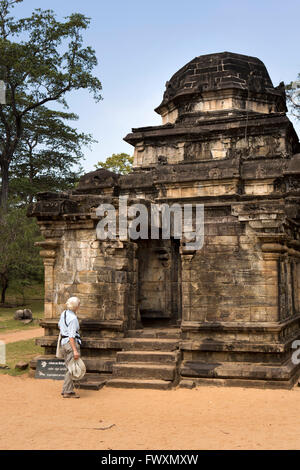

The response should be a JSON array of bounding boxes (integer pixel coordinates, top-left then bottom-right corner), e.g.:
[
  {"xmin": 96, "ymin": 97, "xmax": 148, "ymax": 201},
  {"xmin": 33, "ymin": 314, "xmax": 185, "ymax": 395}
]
[
  {"xmin": 0, "ymin": 0, "xmax": 102, "ymax": 210},
  {"xmin": 9, "ymin": 105, "xmax": 95, "ymax": 204},
  {"xmin": 286, "ymin": 76, "xmax": 300, "ymax": 121},
  {"xmin": 95, "ymin": 153, "xmax": 133, "ymax": 175},
  {"xmin": 0, "ymin": 1, "xmax": 102, "ymax": 304},
  {"xmin": 0, "ymin": 206, "xmax": 43, "ymax": 304}
]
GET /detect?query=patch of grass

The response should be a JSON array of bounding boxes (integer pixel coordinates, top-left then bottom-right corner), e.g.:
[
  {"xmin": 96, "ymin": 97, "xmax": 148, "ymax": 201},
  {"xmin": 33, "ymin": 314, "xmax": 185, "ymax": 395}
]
[
  {"xmin": 0, "ymin": 299, "xmax": 44, "ymax": 333},
  {"xmin": 0, "ymin": 339, "xmax": 43, "ymax": 376}
]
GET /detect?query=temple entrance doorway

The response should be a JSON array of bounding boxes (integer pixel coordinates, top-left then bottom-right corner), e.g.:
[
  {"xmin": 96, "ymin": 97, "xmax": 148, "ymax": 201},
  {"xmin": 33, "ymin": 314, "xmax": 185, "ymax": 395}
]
[{"xmin": 137, "ymin": 238, "xmax": 181, "ymax": 328}]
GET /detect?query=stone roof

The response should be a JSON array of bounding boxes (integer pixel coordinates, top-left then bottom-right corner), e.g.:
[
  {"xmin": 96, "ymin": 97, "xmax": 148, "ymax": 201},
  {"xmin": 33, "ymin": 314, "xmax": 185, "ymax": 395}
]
[
  {"xmin": 155, "ymin": 52, "xmax": 283, "ymax": 114},
  {"xmin": 76, "ymin": 168, "xmax": 119, "ymax": 193}
]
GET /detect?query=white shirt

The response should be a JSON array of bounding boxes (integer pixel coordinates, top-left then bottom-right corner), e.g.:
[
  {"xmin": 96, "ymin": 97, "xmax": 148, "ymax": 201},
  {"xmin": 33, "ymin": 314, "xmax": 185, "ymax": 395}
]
[{"xmin": 58, "ymin": 310, "xmax": 81, "ymax": 346}]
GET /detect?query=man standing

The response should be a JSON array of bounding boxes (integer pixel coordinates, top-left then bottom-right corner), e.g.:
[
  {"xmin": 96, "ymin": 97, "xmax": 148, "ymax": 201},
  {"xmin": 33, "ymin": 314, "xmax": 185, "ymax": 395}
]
[{"xmin": 58, "ymin": 296, "xmax": 82, "ymax": 399}]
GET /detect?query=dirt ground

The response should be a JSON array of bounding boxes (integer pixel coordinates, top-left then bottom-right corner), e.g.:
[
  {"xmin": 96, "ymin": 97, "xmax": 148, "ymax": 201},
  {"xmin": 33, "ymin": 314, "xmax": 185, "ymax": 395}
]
[
  {"xmin": 1, "ymin": 374, "xmax": 300, "ymax": 450},
  {"xmin": 0, "ymin": 328, "xmax": 44, "ymax": 344}
]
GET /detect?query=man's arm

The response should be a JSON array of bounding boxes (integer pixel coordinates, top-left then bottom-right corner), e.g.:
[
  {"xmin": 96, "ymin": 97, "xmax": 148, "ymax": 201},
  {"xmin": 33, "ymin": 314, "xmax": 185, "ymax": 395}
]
[
  {"xmin": 68, "ymin": 319, "xmax": 80, "ymax": 360},
  {"xmin": 69, "ymin": 337, "xmax": 80, "ymax": 360}
]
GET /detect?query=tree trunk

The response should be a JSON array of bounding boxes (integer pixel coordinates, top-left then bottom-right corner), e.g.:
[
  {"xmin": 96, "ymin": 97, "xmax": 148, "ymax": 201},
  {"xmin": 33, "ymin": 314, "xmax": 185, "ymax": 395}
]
[
  {"xmin": 29, "ymin": 148, "xmax": 34, "ymax": 205},
  {"xmin": 0, "ymin": 159, "xmax": 9, "ymax": 212},
  {"xmin": 0, "ymin": 274, "xmax": 8, "ymax": 305}
]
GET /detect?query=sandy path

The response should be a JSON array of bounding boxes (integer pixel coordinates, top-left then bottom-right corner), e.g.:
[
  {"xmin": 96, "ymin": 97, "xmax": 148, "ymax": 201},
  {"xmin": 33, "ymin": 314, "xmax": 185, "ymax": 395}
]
[
  {"xmin": 0, "ymin": 328, "xmax": 44, "ymax": 344},
  {"xmin": 0, "ymin": 374, "xmax": 300, "ymax": 450}
]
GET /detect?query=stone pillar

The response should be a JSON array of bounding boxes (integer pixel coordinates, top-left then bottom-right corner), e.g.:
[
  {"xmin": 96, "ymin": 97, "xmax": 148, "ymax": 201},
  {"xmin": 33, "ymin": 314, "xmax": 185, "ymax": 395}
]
[
  {"xmin": 35, "ymin": 240, "xmax": 61, "ymax": 319},
  {"xmin": 261, "ymin": 240, "xmax": 300, "ymax": 321},
  {"xmin": 179, "ymin": 243, "xmax": 195, "ymax": 324},
  {"xmin": 260, "ymin": 244, "xmax": 283, "ymax": 322},
  {"xmin": 130, "ymin": 242, "xmax": 141, "ymax": 330}
]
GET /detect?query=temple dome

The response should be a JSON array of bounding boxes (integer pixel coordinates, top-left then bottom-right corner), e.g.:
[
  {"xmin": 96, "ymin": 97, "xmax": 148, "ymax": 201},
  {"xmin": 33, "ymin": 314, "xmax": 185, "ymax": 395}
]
[{"xmin": 155, "ymin": 52, "xmax": 285, "ymax": 117}]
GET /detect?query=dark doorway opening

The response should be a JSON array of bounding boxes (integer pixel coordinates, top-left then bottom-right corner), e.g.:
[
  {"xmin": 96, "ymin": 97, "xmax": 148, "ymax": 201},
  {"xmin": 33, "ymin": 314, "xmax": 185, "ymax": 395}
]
[{"xmin": 137, "ymin": 238, "xmax": 181, "ymax": 328}]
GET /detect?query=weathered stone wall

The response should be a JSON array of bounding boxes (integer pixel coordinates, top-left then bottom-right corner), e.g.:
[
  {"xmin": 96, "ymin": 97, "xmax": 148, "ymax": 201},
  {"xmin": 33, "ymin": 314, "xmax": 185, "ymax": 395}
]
[{"xmin": 36, "ymin": 213, "xmax": 140, "ymax": 334}]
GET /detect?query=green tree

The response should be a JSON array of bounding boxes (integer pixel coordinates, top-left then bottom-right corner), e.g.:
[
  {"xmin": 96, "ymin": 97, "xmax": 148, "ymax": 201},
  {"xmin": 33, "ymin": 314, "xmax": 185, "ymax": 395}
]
[
  {"xmin": 0, "ymin": 0, "xmax": 102, "ymax": 210},
  {"xmin": 9, "ymin": 105, "xmax": 95, "ymax": 204},
  {"xmin": 286, "ymin": 76, "xmax": 300, "ymax": 120},
  {"xmin": 0, "ymin": 206, "xmax": 43, "ymax": 304},
  {"xmin": 95, "ymin": 153, "xmax": 134, "ymax": 175}
]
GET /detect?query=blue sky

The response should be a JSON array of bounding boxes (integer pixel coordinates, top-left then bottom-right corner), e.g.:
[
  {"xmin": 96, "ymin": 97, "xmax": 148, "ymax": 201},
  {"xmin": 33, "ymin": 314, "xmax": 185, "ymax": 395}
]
[{"xmin": 15, "ymin": 0, "xmax": 300, "ymax": 172}]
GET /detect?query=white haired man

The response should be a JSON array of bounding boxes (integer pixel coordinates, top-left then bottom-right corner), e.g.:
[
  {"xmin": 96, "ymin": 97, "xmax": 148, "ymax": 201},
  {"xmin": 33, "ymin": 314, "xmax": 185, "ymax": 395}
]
[{"xmin": 58, "ymin": 296, "xmax": 82, "ymax": 398}]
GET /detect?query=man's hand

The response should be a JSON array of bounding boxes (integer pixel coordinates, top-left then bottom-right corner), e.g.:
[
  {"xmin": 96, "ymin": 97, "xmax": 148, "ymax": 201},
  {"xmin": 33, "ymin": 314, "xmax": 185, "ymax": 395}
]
[{"xmin": 73, "ymin": 350, "xmax": 80, "ymax": 361}]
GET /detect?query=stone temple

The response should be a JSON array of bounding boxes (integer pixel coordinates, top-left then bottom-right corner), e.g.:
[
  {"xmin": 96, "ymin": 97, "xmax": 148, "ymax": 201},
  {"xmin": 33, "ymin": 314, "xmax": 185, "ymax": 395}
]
[{"xmin": 28, "ymin": 52, "xmax": 300, "ymax": 389}]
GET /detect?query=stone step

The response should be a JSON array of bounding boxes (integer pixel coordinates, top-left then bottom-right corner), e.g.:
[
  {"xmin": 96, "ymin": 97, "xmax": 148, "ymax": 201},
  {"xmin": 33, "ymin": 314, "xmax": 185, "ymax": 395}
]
[
  {"xmin": 76, "ymin": 380, "xmax": 107, "ymax": 391},
  {"xmin": 127, "ymin": 329, "xmax": 181, "ymax": 339},
  {"xmin": 106, "ymin": 378, "xmax": 172, "ymax": 390},
  {"xmin": 79, "ymin": 372, "xmax": 111, "ymax": 382},
  {"xmin": 117, "ymin": 350, "xmax": 179, "ymax": 364},
  {"xmin": 121, "ymin": 338, "xmax": 179, "ymax": 352},
  {"xmin": 113, "ymin": 362, "xmax": 175, "ymax": 381},
  {"xmin": 180, "ymin": 360, "xmax": 296, "ymax": 381},
  {"xmin": 74, "ymin": 372, "xmax": 111, "ymax": 391}
]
